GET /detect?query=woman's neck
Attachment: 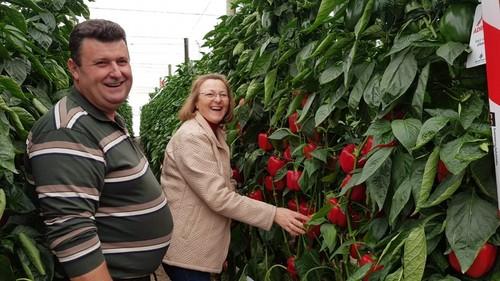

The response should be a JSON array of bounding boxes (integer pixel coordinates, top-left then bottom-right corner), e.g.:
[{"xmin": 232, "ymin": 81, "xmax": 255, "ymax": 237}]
[{"xmin": 208, "ymin": 121, "xmax": 219, "ymax": 132}]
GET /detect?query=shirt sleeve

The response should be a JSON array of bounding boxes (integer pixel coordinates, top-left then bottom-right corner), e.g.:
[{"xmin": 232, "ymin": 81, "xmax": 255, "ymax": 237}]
[
  {"xmin": 173, "ymin": 131, "xmax": 276, "ymax": 230},
  {"xmin": 28, "ymin": 128, "xmax": 106, "ymax": 278}
]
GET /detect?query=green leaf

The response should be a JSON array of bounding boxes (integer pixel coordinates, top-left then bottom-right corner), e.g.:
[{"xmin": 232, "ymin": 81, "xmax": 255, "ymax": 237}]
[
  {"xmin": 271, "ymin": 97, "xmax": 288, "ymax": 127},
  {"xmin": 414, "ymin": 116, "xmax": 449, "ymax": 150},
  {"xmin": 232, "ymin": 42, "xmax": 244, "ymax": 56},
  {"xmin": 440, "ymin": 136, "xmax": 472, "ymax": 175},
  {"xmin": 10, "ymin": 107, "xmax": 35, "ymax": 128},
  {"xmin": 386, "ymin": 33, "xmax": 425, "ymax": 57},
  {"xmin": 470, "ymin": 154, "xmax": 497, "ymax": 199},
  {"xmin": 389, "ymin": 176, "xmax": 412, "ymax": 225},
  {"xmin": 29, "ymin": 23, "xmax": 53, "ymax": 50},
  {"xmin": 269, "ymin": 128, "xmax": 292, "ymax": 140},
  {"xmin": 367, "ymin": 119, "xmax": 392, "ymax": 137},
  {"xmin": 363, "ymin": 73, "xmax": 382, "ymax": 108},
  {"xmin": 44, "ymin": 58, "xmax": 69, "ymax": 90},
  {"xmin": 456, "ymin": 139, "xmax": 488, "ymax": 162},
  {"xmin": 391, "ymin": 151, "xmax": 413, "ymax": 189},
  {"xmin": 423, "ymin": 170, "xmax": 465, "ymax": 208},
  {"xmin": 311, "ymin": 33, "xmax": 336, "ymax": 58},
  {"xmin": 0, "ymin": 254, "xmax": 15, "ymax": 281},
  {"xmin": 343, "ymin": 40, "xmax": 358, "ymax": 87},
  {"xmin": 307, "ymin": 0, "xmax": 348, "ymax": 33},
  {"xmin": 4, "ymin": 57, "xmax": 30, "ymax": 85},
  {"xmin": 320, "ymin": 224, "xmax": 337, "ymax": 252},
  {"xmin": 2, "ymin": 5, "xmax": 27, "ymax": 33},
  {"xmin": 251, "ymin": 51, "xmax": 274, "ymax": 77},
  {"xmin": 315, "ymin": 102, "xmax": 335, "ymax": 126},
  {"xmin": 261, "ymin": 10, "xmax": 271, "ymax": 29},
  {"xmin": 264, "ymin": 68, "xmax": 278, "ymax": 109},
  {"xmin": 311, "ymin": 148, "xmax": 329, "ymax": 163},
  {"xmin": 385, "ymin": 268, "xmax": 403, "ymax": 281},
  {"xmin": 414, "ymin": 146, "xmax": 440, "ymax": 213},
  {"xmin": 366, "ymin": 156, "xmax": 392, "ymax": 210},
  {"xmin": 0, "ymin": 134, "xmax": 16, "ymax": 173},
  {"xmin": 391, "ymin": 119, "xmax": 421, "ymax": 153},
  {"xmin": 349, "ymin": 62, "xmax": 375, "ymax": 111},
  {"xmin": 297, "ymin": 92, "xmax": 316, "ymax": 124},
  {"xmin": 18, "ymin": 232, "xmax": 46, "ymax": 275},
  {"xmin": 304, "ymin": 159, "xmax": 322, "ymax": 179},
  {"xmin": 411, "ymin": 63, "xmax": 430, "ymax": 120},
  {"xmin": 319, "ymin": 63, "xmax": 343, "ymax": 84},
  {"xmin": 296, "ymin": 250, "xmax": 321, "ymax": 279},
  {"xmin": 4, "ymin": 24, "xmax": 28, "ymax": 52},
  {"xmin": 347, "ymin": 264, "xmax": 372, "ymax": 281},
  {"xmin": 295, "ymin": 41, "xmax": 316, "ymax": 71},
  {"xmin": 436, "ymin": 42, "xmax": 468, "ymax": 65},
  {"xmin": 460, "ymin": 95, "xmax": 484, "ymax": 130},
  {"xmin": 380, "ymin": 50, "xmax": 418, "ymax": 104},
  {"xmin": 446, "ymin": 192, "xmax": 500, "ymax": 272},
  {"xmin": 403, "ymin": 226, "xmax": 426, "ymax": 281},
  {"xmin": 0, "ymin": 189, "xmax": 5, "ymax": 222},
  {"xmin": 356, "ymin": 146, "xmax": 394, "ymax": 184},
  {"xmin": 354, "ymin": 0, "xmax": 374, "ymax": 39}
]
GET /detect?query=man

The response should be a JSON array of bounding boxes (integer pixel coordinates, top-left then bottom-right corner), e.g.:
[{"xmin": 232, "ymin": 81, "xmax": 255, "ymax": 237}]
[{"xmin": 26, "ymin": 19, "xmax": 173, "ymax": 281}]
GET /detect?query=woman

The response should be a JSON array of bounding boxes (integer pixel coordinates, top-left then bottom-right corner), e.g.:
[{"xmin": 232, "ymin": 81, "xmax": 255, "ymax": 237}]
[{"xmin": 161, "ymin": 74, "xmax": 309, "ymax": 281}]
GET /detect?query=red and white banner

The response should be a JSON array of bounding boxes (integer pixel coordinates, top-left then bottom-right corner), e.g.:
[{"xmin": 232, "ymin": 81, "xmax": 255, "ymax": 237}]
[{"xmin": 482, "ymin": 0, "xmax": 500, "ymax": 214}]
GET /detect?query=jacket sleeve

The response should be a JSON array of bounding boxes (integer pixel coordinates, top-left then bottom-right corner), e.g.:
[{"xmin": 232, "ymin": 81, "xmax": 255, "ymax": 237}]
[
  {"xmin": 173, "ymin": 131, "xmax": 276, "ymax": 230},
  {"xmin": 28, "ymin": 128, "xmax": 106, "ymax": 278}
]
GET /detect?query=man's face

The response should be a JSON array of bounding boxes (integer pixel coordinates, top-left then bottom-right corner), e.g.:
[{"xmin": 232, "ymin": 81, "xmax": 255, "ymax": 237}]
[{"xmin": 68, "ymin": 38, "xmax": 132, "ymax": 119}]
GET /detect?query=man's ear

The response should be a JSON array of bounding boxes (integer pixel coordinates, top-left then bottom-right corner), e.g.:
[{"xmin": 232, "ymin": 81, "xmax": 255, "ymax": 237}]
[{"xmin": 67, "ymin": 58, "xmax": 79, "ymax": 81}]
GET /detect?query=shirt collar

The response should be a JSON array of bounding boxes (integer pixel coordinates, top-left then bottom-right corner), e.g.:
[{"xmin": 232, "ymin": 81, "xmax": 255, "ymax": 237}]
[
  {"xmin": 68, "ymin": 87, "xmax": 128, "ymax": 133},
  {"xmin": 194, "ymin": 112, "xmax": 226, "ymax": 149}
]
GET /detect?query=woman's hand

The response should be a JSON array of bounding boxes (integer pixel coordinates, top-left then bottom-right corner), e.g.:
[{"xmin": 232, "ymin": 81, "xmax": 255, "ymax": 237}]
[{"xmin": 274, "ymin": 207, "xmax": 309, "ymax": 236}]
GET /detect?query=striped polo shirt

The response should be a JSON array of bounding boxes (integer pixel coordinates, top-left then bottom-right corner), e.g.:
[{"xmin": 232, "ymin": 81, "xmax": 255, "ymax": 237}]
[{"xmin": 26, "ymin": 88, "xmax": 173, "ymax": 279}]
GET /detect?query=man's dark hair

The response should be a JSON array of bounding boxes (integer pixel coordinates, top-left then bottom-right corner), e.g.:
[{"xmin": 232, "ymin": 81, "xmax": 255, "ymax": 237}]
[{"xmin": 69, "ymin": 19, "xmax": 127, "ymax": 65}]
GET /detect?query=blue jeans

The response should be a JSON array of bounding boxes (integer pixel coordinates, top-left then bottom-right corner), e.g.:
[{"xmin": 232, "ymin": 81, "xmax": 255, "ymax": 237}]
[{"xmin": 163, "ymin": 264, "xmax": 211, "ymax": 281}]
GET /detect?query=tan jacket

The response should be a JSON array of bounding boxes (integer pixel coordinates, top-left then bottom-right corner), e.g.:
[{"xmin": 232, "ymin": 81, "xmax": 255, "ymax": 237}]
[{"xmin": 161, "ymin": 112, "xmax": 276, "ymax": 273}]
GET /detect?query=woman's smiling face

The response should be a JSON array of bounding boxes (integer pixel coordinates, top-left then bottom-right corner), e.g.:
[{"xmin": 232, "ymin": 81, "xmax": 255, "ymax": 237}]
[{"xmin": 195, "ymin": 79, "xmax": 229, "ymax": 125}]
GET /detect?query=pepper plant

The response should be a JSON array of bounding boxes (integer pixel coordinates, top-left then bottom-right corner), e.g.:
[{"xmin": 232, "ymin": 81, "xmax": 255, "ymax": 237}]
[
  {"xmin": 141, "ymin": 0, "xmax": 500, "ymax": 280},
  {"xmin": 0, "ymin": 1, "xmax": 93, "ymax": 280}
]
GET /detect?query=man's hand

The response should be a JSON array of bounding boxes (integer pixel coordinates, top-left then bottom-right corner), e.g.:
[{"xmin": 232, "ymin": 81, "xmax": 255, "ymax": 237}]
[{"xmin": 71, "ymin": 261, "xmax": 113, "ymax": 281}]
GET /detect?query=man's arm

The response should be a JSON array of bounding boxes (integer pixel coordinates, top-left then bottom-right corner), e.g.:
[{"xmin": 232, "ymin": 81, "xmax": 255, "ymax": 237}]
[
  {"xmin": 28, "ymin": 128, "xmax": 107, "ymax": 278},
  {"xmin": 71, "ymin": 261, "xmax": 112, "ymax": 281}
]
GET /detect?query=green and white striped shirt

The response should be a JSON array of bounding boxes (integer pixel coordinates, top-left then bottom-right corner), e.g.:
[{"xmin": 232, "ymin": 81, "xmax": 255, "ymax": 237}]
[{"xmin": 26, "ymin": 88, "xmax": 173, "ymax": 279}]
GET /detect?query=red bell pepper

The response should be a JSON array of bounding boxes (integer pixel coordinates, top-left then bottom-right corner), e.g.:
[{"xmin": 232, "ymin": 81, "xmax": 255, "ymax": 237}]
[
  {"xmin": 300, "ymin": 94, "xmax": 309, "ymax": 108},
  {"xmin": 339, "ymin": 144, "xmax": 356, "ymax": 174},
  {"xmin": 341, "ymin": 175, "xmax": 366, "ymax": 202},
  {"xmin": 264, "ymin": 175, "xmax": 285, "ymax": 192},
  {"xmin": 327, "ymin": 198, "xmax": 347, "ymax": 228},
  {"xmin": 437, "ymin": 160, "xmax": 449, "ymax": 183},
  {"xmin": 267, "ymin": 156, "xmax": 286, "ymax": 176},
  {"xmin": 358, "ymin": 253, "xmax": 384, "ymax": 281},
  {"xmin": 231, "ymin": 167, "xmax": 242, "ymax": 183},
  {"xmin": 287, "ymin": 198, "xmax": 299, "ymax": 211},
  {"xmin": 248, "ymin": 189, "xmax": 263, "ymax": 201},
  {"xmin": 299, "ymin": 201, "xmax": 314, "ymax": 216},
  {"xmin": 283, "ymin": 145, "xmax": 293, "ymax": 162},
  {"xmin": 306, "ymin": 224, "xmax": 321, "ymax": 240},
  {"xmin": 258, "ymin": 133, "xmax": 273, "ymax": 151},
  {"xmin": 361, "ymin": 136, "xmax": 373, "ymax": 156},
  {"xmin": 303, "ymin": 142, "xmax": 317, "ymax": 159},
  {"xmin": 286, "ymin": 170, "xmax": 302, "ymax": 191},
  {"xmin": 448, "ymin": 243, "xmax": 497, "ymax": 278},
  {"xmin": 288, "ymin": 112, "xmax": 300, "ymax": 133},
  {"xmin": 350, "ymin": 242, "xmax": 364, "ymax": 259},
  {"xmin": 287, "ymin": 256, "xmax": 298, "ymax": 280}
]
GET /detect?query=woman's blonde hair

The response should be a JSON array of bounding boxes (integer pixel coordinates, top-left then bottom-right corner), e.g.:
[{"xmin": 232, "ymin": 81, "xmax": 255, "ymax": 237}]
[{"xmin": 178, "ymin": 73, "xmax": 235, "ymax": 123}]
